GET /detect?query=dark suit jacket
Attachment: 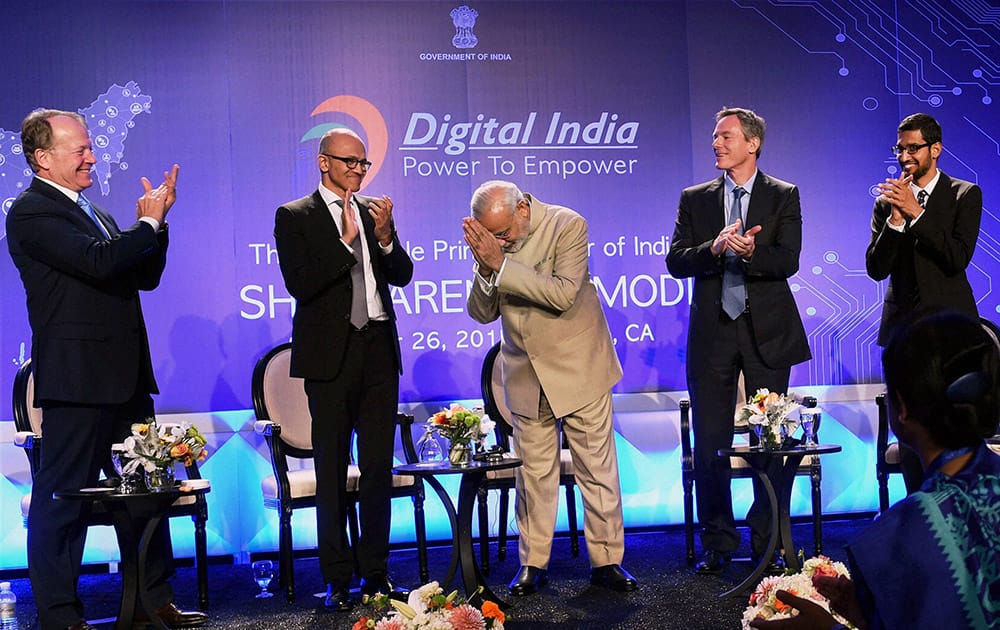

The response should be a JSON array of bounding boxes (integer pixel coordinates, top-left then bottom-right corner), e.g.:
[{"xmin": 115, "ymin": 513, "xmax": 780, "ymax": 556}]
[
  {"xmin": 274, "ymin": 190, "xmax": 413, "ymax": 379},
  {"xmin": 866, "ymin": 171, "xmax": 981, "ymax": 345},
  {"xmin": 666, "ymin": 172, "xmax": 811, "ymax": 379},
  {"xmin": 6, "ymin": 177, "xmax": 166, "ymax": 405}
]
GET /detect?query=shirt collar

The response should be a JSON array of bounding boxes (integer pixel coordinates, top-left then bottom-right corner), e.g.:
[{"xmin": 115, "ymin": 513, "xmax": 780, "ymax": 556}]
[
  {"xmin": 725, "ymin": 170, "xmax": 758, "ymax": 196},
  {"xmin": 36, "ymin": 176, "xmax": 82, "ymax": 204},
  {"xmin": 317, "ymin": 182, "xmax": 358, "ymax": 209},
  {"xmin": 911, "ymin": 169, "xmax": 941, "ymax": 199}
]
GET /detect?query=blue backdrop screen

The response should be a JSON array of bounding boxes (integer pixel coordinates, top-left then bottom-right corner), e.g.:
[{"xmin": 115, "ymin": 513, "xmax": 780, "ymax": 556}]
[{"xmin": 1, "ymin": 0, "xmax": 998, "ymax": 414}]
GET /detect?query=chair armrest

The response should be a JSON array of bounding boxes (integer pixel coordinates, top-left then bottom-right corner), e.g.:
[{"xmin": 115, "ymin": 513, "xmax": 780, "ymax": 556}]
[
  {"xmin": 14, "ymin": 431, "xmax": 39, "ymax": 448},
  {"xmin": 254, "ymin": 420, "xmax": 278, "ymax": 437}
]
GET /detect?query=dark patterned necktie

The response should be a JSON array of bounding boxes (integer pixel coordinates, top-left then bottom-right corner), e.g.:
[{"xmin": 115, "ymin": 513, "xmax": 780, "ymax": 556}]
[
  {"xmin": 917, "ymin": 189, "xmax": 928, "ymax": 208},
  {"xmin": 721, "ymin": 186, "xmax": 747, "ymax": 319}
]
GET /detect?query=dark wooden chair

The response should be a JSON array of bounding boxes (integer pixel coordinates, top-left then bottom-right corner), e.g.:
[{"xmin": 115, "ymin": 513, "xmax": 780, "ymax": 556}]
[
  {"xmin": 679, "ymin": 389, "xmax": 823, "ymax": 565},
  {"xmin": 475, "ymin": 341, "xmax": 580, "ymax": 575},
  {"xmin": 11, "ymin": 358, "xmax": 211, "ymax": 609},
  {"xmin": 251, "ymin": 342, "xmax": 428, "ymax": 602}
]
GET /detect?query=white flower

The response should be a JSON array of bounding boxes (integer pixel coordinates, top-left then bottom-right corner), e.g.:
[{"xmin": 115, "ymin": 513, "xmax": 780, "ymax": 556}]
[{"xmin": 742, "ymin": 556, "xmax": 855, "ymax": 630}]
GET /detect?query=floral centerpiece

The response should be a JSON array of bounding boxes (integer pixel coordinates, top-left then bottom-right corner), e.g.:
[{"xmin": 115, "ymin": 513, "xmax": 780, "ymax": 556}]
[
  {"xmin": 742, "ymin": 555, "xmax": 856, "ymax": 629},
  {"xmin": 427, "ymin": 404, "xmax": 495, "ymax": 466},
  {"xmin": 354, "ymin": 581, "xmax": 505, "ymax": 630},
  {"xmin": 737, "ymin": 389, "xmax": 801, "ymax": 450},
  {"xmin": 122, "ymin": 418, "xmax": 208, "ymax": 490}
]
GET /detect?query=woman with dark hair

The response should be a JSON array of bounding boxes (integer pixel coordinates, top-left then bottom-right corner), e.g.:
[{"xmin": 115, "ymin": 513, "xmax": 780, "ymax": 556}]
[{"xmin": 751, "ymin": 310, "xmax": 1000, "ymax": 629}]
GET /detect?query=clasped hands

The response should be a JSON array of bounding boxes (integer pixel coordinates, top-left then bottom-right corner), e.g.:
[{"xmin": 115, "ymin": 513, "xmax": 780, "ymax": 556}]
[
  {"xmin": 876, "ymin": 173, "xmax": 921, "ymax": 227},
  {"xmin": 462, "ymin": 216, "xmax": 505, "ymax": 277},
  {"xmin": 712, "ymin": 218, "xmax": 761, "ymax": 260},
  {"xmin": 338, "ymin": 189, "xmax": 396, "ymax": 247}
]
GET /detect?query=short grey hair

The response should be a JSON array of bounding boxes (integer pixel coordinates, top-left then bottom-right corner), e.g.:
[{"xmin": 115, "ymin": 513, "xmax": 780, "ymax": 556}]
[{"xmin": 471, "ymin": 180, "xmax": 524, "ymax": 218}]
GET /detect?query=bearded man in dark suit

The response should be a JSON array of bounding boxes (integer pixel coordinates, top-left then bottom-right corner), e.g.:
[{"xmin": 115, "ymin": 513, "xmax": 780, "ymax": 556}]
[
  {"xmin": 867, "ymin": 112, "xmax": 982, "ymax": 490},
  {"xmin": 274, "ymin": 128, "xmax": 413, "ymax": 611},
  {"xmin": 6, "ymin": 109, "xmax": 203, "ymax": 630},
  {"xmin": 666, "ymin": 107, "xmax": 811, "ymax": 575}
]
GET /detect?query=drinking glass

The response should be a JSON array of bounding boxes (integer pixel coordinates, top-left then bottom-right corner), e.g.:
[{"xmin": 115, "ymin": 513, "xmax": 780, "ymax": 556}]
[
  {"xmin": 417, "ymin": 430, "xmax": 444, "ymax": 464},
  {"xmin": 799, "ymin": 408, "xmax": 821, "ymax": 446},
  {"xmin": 251, "ymin": 560, "xmax": 274, "ymax": 598},
  {"xmin": 110, "ymin": 443, "xmax": 137, "ymax": 493},
  {"xmin": 782, "ymin": 415, "xmax": 799, "ymax": 446}
]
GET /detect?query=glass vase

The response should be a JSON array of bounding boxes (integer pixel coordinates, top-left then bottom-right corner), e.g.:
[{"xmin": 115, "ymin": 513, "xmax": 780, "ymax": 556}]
[
  {"xmin": 145, "ymin": 465, "xmax": 176, "ymax": 492},
  {"xmin": 448, "ymin": 441, "xmax": 472, "ymax": 467}
]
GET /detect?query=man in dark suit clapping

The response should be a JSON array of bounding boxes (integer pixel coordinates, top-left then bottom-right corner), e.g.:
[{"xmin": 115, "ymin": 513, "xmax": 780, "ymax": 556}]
[
  {"xmin": 6, "ymin": 109, "xmax": 203, "ymax": 630},
  {"xmin": 866, "ymin": 112, "xmax": 982, "ymax": 491},
  {"xmin": 666, "ymin": 107, "xmax": 811, "ymax": 575},
  {"xmin": 273, "ymin": 128, "xmax": 413, "ymax": 611}
]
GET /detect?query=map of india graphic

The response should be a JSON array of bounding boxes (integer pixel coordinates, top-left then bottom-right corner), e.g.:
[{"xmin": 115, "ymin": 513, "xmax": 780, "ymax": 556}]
[{"xmin": 0, "ymin": 81, "xmax": 152, "ymax": 241}]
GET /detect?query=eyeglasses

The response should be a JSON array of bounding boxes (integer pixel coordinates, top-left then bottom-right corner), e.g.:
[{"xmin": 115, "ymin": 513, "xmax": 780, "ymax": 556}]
[
  {"xmin": 321, "ymin": 153, "xmax": 372, "ymax": 170},
  {"xmin": 891, "ymin": 142, "xmax": 932, "ymax": 156}
]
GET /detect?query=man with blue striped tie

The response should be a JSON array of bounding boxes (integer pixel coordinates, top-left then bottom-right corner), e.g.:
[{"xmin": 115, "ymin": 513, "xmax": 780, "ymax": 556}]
[{"xmin": 6, "ymin": 109, "xmax": 202, "ymax": 630}]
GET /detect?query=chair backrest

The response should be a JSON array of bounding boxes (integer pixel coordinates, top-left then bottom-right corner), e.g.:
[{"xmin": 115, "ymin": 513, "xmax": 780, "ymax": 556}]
[
  {"xmin": 252, "ymin": 342, "xmax": 312, "ymax": 454},
  {"xmin": 12, "ymin": 359, "xmax": 43, "ymax": 436},
  {"xmin": 480, "ymin": 342, "xmax": 514, "ymax": 449}
]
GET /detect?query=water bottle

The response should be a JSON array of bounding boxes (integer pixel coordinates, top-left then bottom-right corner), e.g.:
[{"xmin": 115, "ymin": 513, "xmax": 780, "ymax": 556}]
[{"xmin": 0, "ymin": 581, "xmax": 17, "ymax": 630}]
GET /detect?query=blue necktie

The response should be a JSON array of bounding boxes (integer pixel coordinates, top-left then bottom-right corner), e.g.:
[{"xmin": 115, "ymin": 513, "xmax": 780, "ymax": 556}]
[
  {"xmin": 721, "ymin": 186, "xmax": 747, "ymax": 320},
  {"xmin": 77, "ymin": 194, "xmax": 109, "ymax": 239}
]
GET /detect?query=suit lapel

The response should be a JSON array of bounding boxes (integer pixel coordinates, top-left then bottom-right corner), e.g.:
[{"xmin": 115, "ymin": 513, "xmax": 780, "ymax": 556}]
[
  {"xmin": 924, "ymin": 172, "xmax": 953, "ymax": 217},
  {"xmin": 30, "ymin": 178, "xmax": 112, "ymax": 239},
  {"xmin": 91, "ymin": 203, "xmax": 119, "ymax": 237},
  {"xmin": 745, "ymin": 172, "xmax": 772, "ymax": 228}
]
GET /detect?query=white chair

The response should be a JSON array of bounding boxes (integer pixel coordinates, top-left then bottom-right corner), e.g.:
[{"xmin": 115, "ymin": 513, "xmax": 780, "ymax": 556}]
[
  {"xmin": 251, "ymin": 342, "xmax": 428, "ymax": 602},
  {"xmin": 11, "ymin": 358, "xmax": 211, "ymax": 608}
]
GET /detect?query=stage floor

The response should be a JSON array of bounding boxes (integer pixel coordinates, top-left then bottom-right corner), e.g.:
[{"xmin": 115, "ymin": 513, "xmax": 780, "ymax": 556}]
[{"xmin": 3, "ymin": 518, "xmax": 871, "ymax": 629}]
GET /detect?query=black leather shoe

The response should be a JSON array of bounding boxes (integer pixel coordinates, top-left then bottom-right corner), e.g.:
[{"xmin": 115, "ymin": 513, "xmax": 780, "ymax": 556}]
[
  {"xmin": 752, "ymin": 553, "xmax": 787, "ymax": 577},
  {"xmin": 323, "ymin": 583, "xmax": 353, "ymax": 612},
  {"xmin": 133, "ymin": 603, "xmax": 207, "ymax": 628},
  {"xmin": 66, "ymin": 623, "xmax": 98, "ymax": 630},
  {"xmin": 360, "ymin": 575, "xmax": 410, "ymax": 602},
  {"xmin": 694, "ymin": 550, "xmax": 731, "ymax": 575},
  {"xmin": 508, "ymin": 565, "xmax": 547, "ymax": 596},
  {"xmin": 590, "ymin": 564, "xmax": 638, "ymax": 591}
]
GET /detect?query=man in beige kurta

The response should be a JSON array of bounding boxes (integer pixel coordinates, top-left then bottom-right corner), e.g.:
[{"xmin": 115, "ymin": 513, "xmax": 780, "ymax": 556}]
[{"xmin": 462, "ymin": 180, "xmax": 637, "ymax": 595}]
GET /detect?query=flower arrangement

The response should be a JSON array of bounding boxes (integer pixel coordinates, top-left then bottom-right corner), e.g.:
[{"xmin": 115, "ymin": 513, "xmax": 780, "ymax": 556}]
[
  {"xmin": 737, "ymin": 389, "xmax": 802, "ymax": 449},
  {"xmin": 353, "ymin": 581, "xmax": 505, "ymax": 630},
  {"xmin": 427, "ymin": 404, "xmax": 495, "ymax": 464},
  {"xmin": 122, "ymin": 418, "xmax": 208, "ymax": 475},
  {"xmin": 741, "ymin": 555, "xmax": 855, "ymax": 629}
]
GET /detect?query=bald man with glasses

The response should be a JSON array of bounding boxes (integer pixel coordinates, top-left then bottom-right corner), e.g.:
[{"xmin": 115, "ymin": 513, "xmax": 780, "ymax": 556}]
[{"xmin": 274, "ymin": 128, "xmax": 413, "ymax": 611}]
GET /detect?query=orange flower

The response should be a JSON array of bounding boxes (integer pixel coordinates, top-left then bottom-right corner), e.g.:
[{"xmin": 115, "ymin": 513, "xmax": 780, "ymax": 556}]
[
  {"xmin": 170, "ymin": 443, "xmax": 190, "ymax": 459},
  {"xmin": 774, "ymin": 589, "xmax": 798, "ymax": 613},
  {"xmin": 481, "ymin": 600, "xmax": 505, "ymax": 623}
]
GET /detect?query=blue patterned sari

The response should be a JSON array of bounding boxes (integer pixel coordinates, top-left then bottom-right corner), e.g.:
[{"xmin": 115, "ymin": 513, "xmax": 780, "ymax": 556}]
[{"xmin": 847, "ymin": 443, "xmax": 1000, "ymax": 629}]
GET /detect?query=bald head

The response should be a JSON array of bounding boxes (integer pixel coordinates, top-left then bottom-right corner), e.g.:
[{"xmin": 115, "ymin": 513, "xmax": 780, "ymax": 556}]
[
  {"xmin": 319, "ymin": 127, "xmax": 364, "ymax": 155},
  {"xmin": 317, "ymin": 127, "xmax": 368, "ymax": 196}
]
